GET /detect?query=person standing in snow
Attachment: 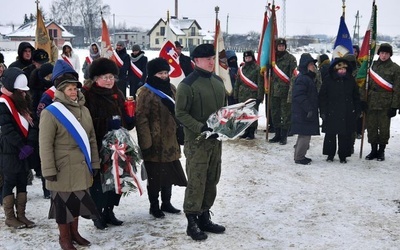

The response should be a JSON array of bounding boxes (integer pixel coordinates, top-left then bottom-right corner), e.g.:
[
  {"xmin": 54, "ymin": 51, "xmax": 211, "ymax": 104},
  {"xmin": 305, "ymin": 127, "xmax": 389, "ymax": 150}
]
[
  {"xmin": 291, "ymin": 53, "xmax": 320, "ymax": 165},
  {"xmin": 39, "ymin": 66, "xmax": 99, "ymax": 249},
  {"xmin": 128, "ymin": 44, "xmax": 148, "ymax": 98},
  {"xmin": 114, "ymin": 41, "xmax": 131, "ymax": 97},
  {"xmin": 175, "ymin": 41, "xmax": 193, "ymax": 77},
  {"xmin": 176, "ymin": 44, "xmax": 226, "ymax": 241},
  {"xmin": 60, "ymin": 42, "xmax": 80, "ymax": 74},
  {"xmin": 226, "ymin": 50, "xmax": 238, "ymax": 105}
]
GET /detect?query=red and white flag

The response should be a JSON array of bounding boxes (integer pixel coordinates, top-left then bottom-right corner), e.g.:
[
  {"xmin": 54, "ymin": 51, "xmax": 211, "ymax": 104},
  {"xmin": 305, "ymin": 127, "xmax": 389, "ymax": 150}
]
[
  {"xmin": 100, "ymin": 17, "xmax": 117, "ymax": 63},
  {"xmin": 214, "ymin": 19, "xmax": 232, "ymax": 95}
]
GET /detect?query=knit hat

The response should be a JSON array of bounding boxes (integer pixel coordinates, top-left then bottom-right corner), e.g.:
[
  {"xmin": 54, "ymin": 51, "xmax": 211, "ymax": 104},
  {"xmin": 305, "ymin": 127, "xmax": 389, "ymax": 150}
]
[
  {"xmin": 51, "ymin": 60, "xmax": 81, "ymax": 89},
  {"xmin": 147, "ymin": 57, "xmax": 170, "ymax": 77},
  {"xmin": 0, "ymin": 67, "xmax": 29, "ymax": 92},
  {"xmin": 192, "ymin": 44, "xmax": 215, "ymax": 58},
  {"xmin": 377, "ymin": 43, "xmax": 393, "ymax": 56},
  {"xmin": 89, "ymin": 58, "xmax": 119, "ymax": 80},
  {"xmin": 39, "ymin": 63, "xmax": 54, "ymax": 79},
  {"xmin": 132, "ymin": 44, "xmax": 141, "ymax": 52},
  {"xmin": 116, "ymin": 41, "xmax": 126, "ymax": 48},
  {"xmin": 32, "ymin": 49, "xmax": 49, "ymax": 64}
]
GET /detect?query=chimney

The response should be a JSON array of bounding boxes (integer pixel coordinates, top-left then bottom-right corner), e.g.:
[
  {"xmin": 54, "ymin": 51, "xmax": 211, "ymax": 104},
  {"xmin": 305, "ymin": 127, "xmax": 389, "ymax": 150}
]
[{"xmin": 175, "ymin": 0, "xmax": 178, "ymax": 18}]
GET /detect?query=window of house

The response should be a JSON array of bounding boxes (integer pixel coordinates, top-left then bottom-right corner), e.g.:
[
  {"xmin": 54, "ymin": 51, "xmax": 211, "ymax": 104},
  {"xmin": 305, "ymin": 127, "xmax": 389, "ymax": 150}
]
[
  {"xmin": 49, "ymin": 29, "xmax": 58, "ymax": 38},
  {"xmin": 160, "ymin": 27, "xmax": 165, "ymax": 36},
  {"xmin": 155, "ymin": 38, "xmax": 159, "ymax": 45},
  {"xmin": 191, "ymin": 27, "xmax": 196, "ymax": 36}
]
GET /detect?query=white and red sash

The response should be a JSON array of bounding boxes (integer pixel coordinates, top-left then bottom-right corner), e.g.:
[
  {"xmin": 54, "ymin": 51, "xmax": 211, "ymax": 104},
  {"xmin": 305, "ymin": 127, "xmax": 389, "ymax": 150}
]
[
  {"xmin": 0, "ymin": 95, "xmax": 29, "ymax": 137},
  {"xmin": 369, "ymin": 68, "xmax": 393, "ymax": 92},
  {"xmin": 273, "ymin": 64, "xmax": 290, "ymax": 84},
  {"xmin": 61, "ymin": 55, "xmax": 73, "ymax": 68},
  {"xmin": 113, "ymin": 51, "xmax": 124, "ymax": 68},
  {"xmin": 45, "ymin": 86, "xmax": 56, "ymax": 100},
  {"xmin": 130, "ymin": 61, "xmax": 143, "ymax": 78},
  {"xmin": 238, "ymin": 67, "xmax": 258, "ymax": 90},
  {"xmin": 85, "ymin": 56, "xmax": 93, "ymax": 65}
]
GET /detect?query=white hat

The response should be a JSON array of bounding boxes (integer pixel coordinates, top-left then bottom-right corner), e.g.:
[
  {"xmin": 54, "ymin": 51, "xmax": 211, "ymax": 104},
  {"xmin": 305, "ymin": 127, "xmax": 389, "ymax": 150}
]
[{"xmin": 14, "ymin": 74, "xmax": 29, "ymax": 91}]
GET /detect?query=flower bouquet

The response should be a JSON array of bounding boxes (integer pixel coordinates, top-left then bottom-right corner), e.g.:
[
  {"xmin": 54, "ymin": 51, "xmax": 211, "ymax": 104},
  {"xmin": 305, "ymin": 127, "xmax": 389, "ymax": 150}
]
[
  {"xmin": 203, "ymin": 99, "xmax": 259, "ymax": 140},
  {"xmin": 100, "ymin": 127, "xmax": 147, "ymax": 197}
]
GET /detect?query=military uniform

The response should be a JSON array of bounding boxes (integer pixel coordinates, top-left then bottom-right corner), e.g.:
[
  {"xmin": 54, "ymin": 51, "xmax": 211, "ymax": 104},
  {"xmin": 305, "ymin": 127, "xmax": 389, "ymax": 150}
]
[
  {"xmin": 363, "ymin": 43, "xmax": 400, "ymax": 161},
  {"xmin": 269, "ymin": 39, "xmax": 297, "ymax": 144},
  {"xmin": 233, "ymin": 51, "xmax": 264, "ymax": 139}
]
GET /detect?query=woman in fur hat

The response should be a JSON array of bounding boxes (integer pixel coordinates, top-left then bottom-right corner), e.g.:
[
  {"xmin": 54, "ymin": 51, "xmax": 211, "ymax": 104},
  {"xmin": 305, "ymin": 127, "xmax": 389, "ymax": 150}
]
[
  {"xmin": 136, "ymin": 57, "xmax": 187, "ymax": 219},
  {"xmin": 83, "ymin": 57, "xmax": 135, "ymax": 230}
]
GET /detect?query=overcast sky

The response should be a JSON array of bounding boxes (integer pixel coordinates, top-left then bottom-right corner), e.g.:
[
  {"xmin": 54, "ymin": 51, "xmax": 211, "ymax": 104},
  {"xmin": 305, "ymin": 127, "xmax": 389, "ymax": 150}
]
[{"xmin": 2, "ymin": 0, "xmax": 399, "ymax": 37}]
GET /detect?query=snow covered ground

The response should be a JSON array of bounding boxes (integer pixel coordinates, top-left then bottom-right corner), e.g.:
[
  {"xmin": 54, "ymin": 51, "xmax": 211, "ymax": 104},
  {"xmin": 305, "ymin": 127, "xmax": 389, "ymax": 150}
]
[{"xmin": 1, "ymin": 49, "xmax": 400, "ymax": 249}]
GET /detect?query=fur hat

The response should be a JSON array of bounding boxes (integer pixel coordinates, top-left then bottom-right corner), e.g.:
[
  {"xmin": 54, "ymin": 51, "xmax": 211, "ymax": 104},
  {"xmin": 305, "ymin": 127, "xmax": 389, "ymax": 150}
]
[
  {"xmin": 192, "ymin": 44, "xmax": 215, "ymax": 58},
  {"xmin": 377, "ymin": 43, "xmax": 393, "ymax": 56},
  {"xmin": 32, "ymin": 49, "xmax": 49, "ymax": 64},
  {"xmin": 0, "ymin": 67, "xmax": 29, "ymax": 92},
  {"xmin": 275, "ymin": 38, "xmax": 287, "ymax": 49},
  {"xmin": 243, "ymin": 50, "xmax": 255, "ymax": 61},
  {"xmin": 147, "ymin": 57, "xmax": 170, "ymax": 77},
  {"xmin": 89, "ymin": 58, "xmax": 119, "ymax": 80},
  {"xmin": 174, "ymin": 41, "xmax": 183, "ymax": 48}
]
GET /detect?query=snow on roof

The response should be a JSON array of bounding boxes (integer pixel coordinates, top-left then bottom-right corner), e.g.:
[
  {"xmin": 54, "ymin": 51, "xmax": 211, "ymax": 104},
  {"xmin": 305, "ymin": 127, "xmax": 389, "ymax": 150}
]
[
  {"xmin": 0, "ymin": 25, "xmax": 16, "ymax": 36},
  {"xmin": 6, "ymin": 20, "xmax": 75, "ymax": 38},
  {"xmin": 169, "ymin": 18, "xmax": 199, "ymax": 36}
]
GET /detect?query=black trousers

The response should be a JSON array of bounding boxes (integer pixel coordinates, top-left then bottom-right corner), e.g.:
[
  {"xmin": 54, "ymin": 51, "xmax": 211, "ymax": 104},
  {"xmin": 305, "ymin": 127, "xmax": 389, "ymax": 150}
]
[
  {"xmin": 323, "ymin": 133, "xmax": 353, "ymax": 159},
  {"xmin": 2, "ymin": 171, "xmax": 28, "ymax": 197}
]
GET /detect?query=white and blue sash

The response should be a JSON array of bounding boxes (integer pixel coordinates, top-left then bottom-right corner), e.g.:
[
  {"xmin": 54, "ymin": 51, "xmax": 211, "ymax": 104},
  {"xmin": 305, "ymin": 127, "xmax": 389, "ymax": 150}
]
[
  {"xmin": 143, "ymin": 83, "xmax": 175, "ymax": 104},
  {"xmin": 46, "ymin": 102, "xmax": 93, "ymax": 174}
]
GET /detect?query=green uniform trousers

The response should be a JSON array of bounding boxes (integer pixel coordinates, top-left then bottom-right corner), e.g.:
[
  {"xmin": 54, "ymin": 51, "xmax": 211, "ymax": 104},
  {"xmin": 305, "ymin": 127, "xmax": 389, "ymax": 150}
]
[
  {"xmin": 366, "ymin": 109, "xmax": 391, "ymax": 144},
  {"xmin": 183, "ymin": 138, "xmax": 222, "ymax": 214},
  {"xmin": 271, "ymin": 96, "xmax": 291, "ymax": 130}
]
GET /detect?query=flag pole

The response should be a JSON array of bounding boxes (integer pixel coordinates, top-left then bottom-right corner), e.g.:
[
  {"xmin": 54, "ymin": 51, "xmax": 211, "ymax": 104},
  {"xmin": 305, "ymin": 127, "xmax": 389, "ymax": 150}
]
[
  {"xmin": 342, "ymin": 0, "xmax": 346, "ymax": 18},
  {"xmin": 266, "ymin": 1, "xmax": 275, "ymax": 140},
  {"xmin": 359, "ymin": 0, "xmax": 376, "ymax": 158}
]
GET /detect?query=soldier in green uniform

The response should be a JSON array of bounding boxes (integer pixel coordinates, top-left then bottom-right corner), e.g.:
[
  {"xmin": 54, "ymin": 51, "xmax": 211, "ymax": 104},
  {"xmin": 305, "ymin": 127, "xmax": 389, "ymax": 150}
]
[
  {"xmin": 363, "ymin": 43, "xmax": 400, "ymax": 161},
  {"xmin": 233, "ymin": 50, "xmax": 264, "ymax": 139},
  {"xmin": 175, "ymin": 44, "xmax": 226, "ymax": 241},
  {"xmin": 269, "ymin": 38, "xmax": 298, "ymax": 145}
]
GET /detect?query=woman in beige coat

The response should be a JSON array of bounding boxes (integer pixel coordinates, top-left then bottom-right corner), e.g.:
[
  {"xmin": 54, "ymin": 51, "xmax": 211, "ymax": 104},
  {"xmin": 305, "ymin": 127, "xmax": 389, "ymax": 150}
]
[
  {"xmin": 136, "ymin": 57, "xmax": 187, "ymax": 218},
  {"xmin": 39, "ymin": 72, "xmax": 100, "ymax": 250}
]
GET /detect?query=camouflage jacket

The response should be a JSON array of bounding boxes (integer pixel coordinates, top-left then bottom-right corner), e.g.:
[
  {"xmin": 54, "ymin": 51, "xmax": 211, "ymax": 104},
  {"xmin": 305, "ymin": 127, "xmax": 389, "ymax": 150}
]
[
  {"xmin": 363, "ymin": 58, "xmax": 400, "ymax": 110},
  {"xmin": 233, "ymin": 61, "xmax": 264, "ymax": 102},
  {"xmin": 271, "ymin": 51, "xmax": 298, "ymax": 98}
]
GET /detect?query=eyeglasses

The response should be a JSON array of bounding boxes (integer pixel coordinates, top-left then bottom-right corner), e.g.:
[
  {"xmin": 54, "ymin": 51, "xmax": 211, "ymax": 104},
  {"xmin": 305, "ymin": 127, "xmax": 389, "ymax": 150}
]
[{"xmin": 99, "ymin": 75, "xmax": 116, "ymax": 81}]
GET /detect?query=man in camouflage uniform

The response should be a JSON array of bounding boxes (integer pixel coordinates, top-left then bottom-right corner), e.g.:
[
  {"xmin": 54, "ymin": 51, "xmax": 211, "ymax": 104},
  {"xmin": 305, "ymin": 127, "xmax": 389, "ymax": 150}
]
[
  {"xmin": 269, "ymin": 38, "xmax": 298, "ymax": 145},
  {"xmin": 233, "ymin": 50, "xmax": 264, "ymax": 139},
  {"xmin": 363, "ymin": 43, "xmax": 400, "ymax": 161},
  {"xmin": 175, "ymin": 44, "xmax": 226, "ymax": 241}
]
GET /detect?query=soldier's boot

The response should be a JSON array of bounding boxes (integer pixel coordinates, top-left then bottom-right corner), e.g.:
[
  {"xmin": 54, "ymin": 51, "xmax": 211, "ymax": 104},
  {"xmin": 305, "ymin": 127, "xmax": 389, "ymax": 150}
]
[
  {"xmin": 279, "ymin": 129, "xmax": 288, "ymax": 145},
  {"xmin": 160, "ymin": 186, "xmax": 181, "ymax": 214},
  {"xmin": 246, "ymin": 127, "xmax": 256, "ymax": 140},
  {"xmin": 269, "ymin": 128, "xmax": 281, "ymax": 143},
  {"xmin": 16, "ymin": 192, "xmax": 35, "ymax": 228},
  {"xmin": 377, "ymin": 144, "xmax": 386, "ymax": 161},
  {"xmin": 240, "ymin": 128, "xmax": 249, "ymax": 139},
  {"xmin": 70, "ymin": 217, "xmax": 91, "ymax": 246},
  {"xmin": 365, "ymin": 143, "xmax": 378, "ymax": 160},
  {"xmin": 58, "ymin": 223, "xmax": 76, "ymax": 250},
  {"xmin": 186, "ymin": 213, "xmax": 207, "ymax": 241},
  {"xmin": 198, "ymin": 210, "xmax": 225, "ymax": 234},
  {"xmin": 3, "ymin": 194, "xmax": 25, "ymax": 229}
]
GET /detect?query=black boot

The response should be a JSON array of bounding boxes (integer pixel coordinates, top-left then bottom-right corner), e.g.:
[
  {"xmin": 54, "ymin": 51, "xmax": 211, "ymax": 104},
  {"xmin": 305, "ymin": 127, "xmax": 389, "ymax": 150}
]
[
  {"xmin": 239, "ymin": 128, "xmax": 249, "ymax": 138},
  {"xmin": 186, "ymin": 214, "xmax": 207, "ymax": 241},
  {"xmin": 377, "ymin": 144, "xmax": 386, "ymax": 161},
  {"xmin": 103, "ymin": 206, "xmax": 123, "ymax": 226},
  {"xmin": 269, "ymin": 128, "xmax": 281, "ymax": 143},
  {"xmin": 160, "ymin": 186, "xmax": 181, "ymax": 214},
  {"xmin": 279, "ymin": 129, "xmax": 288, "ymax": 145},
  {"xmin": 246, "ymin": 127, "xmax": 255, "ymax": 140},
  {"xmin": 92, "ymin": 209, "xmax": 108, "ymax": 230},
  {"xmin": 149, "ymin": 193, "xmax": 165, "ymax": 218},
  {"xmin": 198, "ymin": 210, "xmax": 225, "ymax": 234},
  {"xmin": 365, "ymin": 143, "xmax": 378, "ymax": 160}
]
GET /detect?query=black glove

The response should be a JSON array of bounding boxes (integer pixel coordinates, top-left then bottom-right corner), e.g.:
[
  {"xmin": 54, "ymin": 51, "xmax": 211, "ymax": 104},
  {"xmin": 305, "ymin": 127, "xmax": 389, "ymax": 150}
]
[
  {"xmin": 320, "ymin": 113, "xmax": 326, "ymax": 121},
  {"xmin": 44, "ymin": 175, "xmax": 57, "ymax": 182},
  {"xmin": 361, "ymin": 101, "xmax": 368, "ymax": 112},
  {"xmin": 256, "ymin": 99, "xmax": 262, "ymax": 106},
  {"xmin": 208, "ymin": 133, "xmax": 219, "ymax": 139},
  {"xmin": 108, "ymin": 116, "xmax": 121, "ymax": 130},
  {"xmin": 388, "ymin": 108, "xmax": 397, "ymax": 118},
  {"xmin": 92, "ymin": 169, "xmax": 99, "ymax": 177},
  {"xmin": 201, "ymin": 125, "xmax": 213, "ymax": 133},
  {"xmin": 306, "ymin": 111, "xmax": 313, "ymax": 119}
]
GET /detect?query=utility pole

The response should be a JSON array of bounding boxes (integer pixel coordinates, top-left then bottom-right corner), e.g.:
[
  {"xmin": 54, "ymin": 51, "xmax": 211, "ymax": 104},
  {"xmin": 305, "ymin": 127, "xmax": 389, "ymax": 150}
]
[
  {"xmin": 226, "ymin": 13, "xmax": 229, "ymax": 35},
  {"xmin": 353, "ymin": 11, "xmax": 361, "ymax": 45},
  {"xmin": 175, "ymin": 0, "xmax": 178, "ymax": 18}
]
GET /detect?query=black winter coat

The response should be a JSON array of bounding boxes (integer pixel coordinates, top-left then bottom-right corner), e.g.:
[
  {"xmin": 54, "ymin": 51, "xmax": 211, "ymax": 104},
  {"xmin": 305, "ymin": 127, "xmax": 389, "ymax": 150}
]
[
  {"xmin": 0, "ymin": 100, "xmax": 37, "ymax": 174},
  {"xmin": 319, "ymin": 65, "xmax": 361, "ymax": 134},
  {"xmin": 290, "ymin": 71, "xmax": 320, "ymax": 135}
]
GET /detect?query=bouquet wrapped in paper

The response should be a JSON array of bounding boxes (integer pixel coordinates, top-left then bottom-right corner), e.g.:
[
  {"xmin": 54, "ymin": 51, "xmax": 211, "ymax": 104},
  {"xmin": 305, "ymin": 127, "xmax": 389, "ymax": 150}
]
[
  {"xmin": 100, "ymin": 127, "xmax": 147, "ymax": 196},
  {"xmin": 203, "ymin": 99, "xmax": 259, "ymax": 140}
]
